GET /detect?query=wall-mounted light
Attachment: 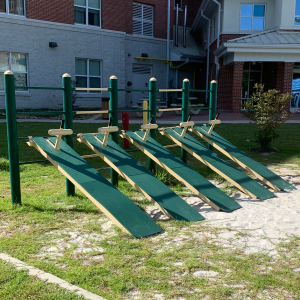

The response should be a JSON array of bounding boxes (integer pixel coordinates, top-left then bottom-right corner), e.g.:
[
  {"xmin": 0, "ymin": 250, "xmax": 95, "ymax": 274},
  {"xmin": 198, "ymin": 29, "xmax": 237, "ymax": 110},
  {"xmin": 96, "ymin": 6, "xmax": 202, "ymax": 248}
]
[{"xmin": 49, "ymin": 42, "xmax": 58, "ymax": 48}]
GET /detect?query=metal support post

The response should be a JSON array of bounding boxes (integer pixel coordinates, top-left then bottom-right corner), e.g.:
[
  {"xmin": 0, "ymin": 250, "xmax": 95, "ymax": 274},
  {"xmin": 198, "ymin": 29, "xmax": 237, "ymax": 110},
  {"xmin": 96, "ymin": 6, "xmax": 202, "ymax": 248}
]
[
  {"xmin": 209, "ymin": 80, "xmax": 217, "ymax": 121},
  {"xmin": 181, "ymin": 78, "xmax": 190, "ymax": 163},
  {"xmin": 148, "ymin": 78, "xmax": 157, "ymax": 172},
  {"xmin": 208, "ymin": 80, "xmax": 217, "ymax": 150},
  {"xmin": 4, "ymin": 71, "xmax": 21, "ymax": 205},
  {"xmin": 62, "ymin": 73, "xmax": 75, "ymax": 196},
  {"xmin": 109, "ymin": 75, "xmax": 119, "ymax": 186},
  {"xmin": 143, "ymin": 100, "xmax": 148, "ymax": 125}
]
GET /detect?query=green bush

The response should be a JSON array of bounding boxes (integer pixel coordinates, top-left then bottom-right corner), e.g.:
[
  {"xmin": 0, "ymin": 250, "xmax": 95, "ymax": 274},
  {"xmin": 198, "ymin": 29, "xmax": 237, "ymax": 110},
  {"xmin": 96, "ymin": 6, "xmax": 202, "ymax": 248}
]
[
  {"xmin": 0, "ymin": 158, "xmax": 9, "ymax": 172},
  {"xmin": 242, "ymin": 84, "xmax": 293, "ymax": 151}
]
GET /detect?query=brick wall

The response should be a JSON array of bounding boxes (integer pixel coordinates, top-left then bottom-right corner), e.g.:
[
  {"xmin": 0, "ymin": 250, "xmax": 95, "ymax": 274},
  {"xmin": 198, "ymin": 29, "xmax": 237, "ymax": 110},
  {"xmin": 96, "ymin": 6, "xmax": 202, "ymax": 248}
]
[
  {"xmin": 102, "ymin": 0, "xmax": 127, "ymax": 32},
  {"xmin": 26, "ymin": 0, "xmax": 74, "ymax": 24},
  {"xmin": 170, "ymin": 0, "xmax": 203, "ymax": 38},
  {"xmin": 214, "ymin": 35, "xmax": 246, "ymax": 112},
  {"xmin": 276, "ymin": 62, "xmax": 295, "ymax": 94},
  {"xmin": 218, "ymin": 61, "xmax": 244, "ymax": 112},
  {"xmin": 217, "ymin": 59, "xmax": 234, "ymax": 110},
  {"xmin": 231, "ymin": 61, "xmax": 244, "ymax": 113},
  {"xmin": 276, "ymin": 62, "xmax": 294, "ymax": 109},
  {"xmin": 26, "ymin": 0, "xmax": 203, "ymax": 39},
  {"xmin": 220, "ymin": 34, "xmax": 246, "ymax": 44}
]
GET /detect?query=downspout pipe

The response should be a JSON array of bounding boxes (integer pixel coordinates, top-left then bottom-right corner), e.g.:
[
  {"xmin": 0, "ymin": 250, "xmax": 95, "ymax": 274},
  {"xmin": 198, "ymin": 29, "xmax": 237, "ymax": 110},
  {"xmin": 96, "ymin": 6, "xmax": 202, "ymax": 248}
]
[
  {"xmin": 166, "ymin": 0, "xmax": 170, "ymax": 105},
  {"xmin": 212, "ymin": 0, "xmax": 221, "ymax": 107},
  {"xmin": 212, "ymin": 0, "xmax": 221, "ymax": 48},
  {"xmin": 201, "ymin": 10, "xmax": 211, "ymax": 102}
]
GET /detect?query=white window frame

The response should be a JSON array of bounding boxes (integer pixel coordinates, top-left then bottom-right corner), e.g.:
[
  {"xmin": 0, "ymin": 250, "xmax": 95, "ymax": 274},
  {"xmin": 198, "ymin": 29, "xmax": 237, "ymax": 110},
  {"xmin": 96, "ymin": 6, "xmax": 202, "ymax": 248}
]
[
  {"xmin": 133, "ymin": 2, "xmax": 154, "ymax": 37},
  {"xmin": 295, "ymin": 0, "xmax": 300, "ymax": 25},
  {"xmin": 0, "ymin": 52, "xmax": 28, "ymax": 91},
  {"xmin": 240, "ymin": 4, "xmax": 266, "ymax": 31},
  {"xmin": 0, "ymin": 0, "xmax": 26, "ymax": 16},
  {"xmin": 75, "ymin": 58, "xmax": 102, "ymax": 94},
  {"xmin": 74, "ymin": 0, "xmax": 101, "ymax": 27},
  {"xmin": 174, "ymin": 0, "xmax": 182, "ymax": 10}
]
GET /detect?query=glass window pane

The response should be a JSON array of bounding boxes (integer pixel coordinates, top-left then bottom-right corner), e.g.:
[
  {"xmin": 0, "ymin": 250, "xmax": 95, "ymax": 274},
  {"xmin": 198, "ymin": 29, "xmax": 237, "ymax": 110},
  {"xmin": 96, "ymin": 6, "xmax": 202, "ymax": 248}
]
[
  {"xmin": 75, "ymin": 59, "xmax": 87, "ymax": 75},
  {"xmin": 296, "ymin": 0, "xmax": 300, "ymax": 15},
  {"xmin": 14, "ymin": 73, "xmax": 27, "ymax": 87},
  {"xmin": 0, "ymin": 0, "xmax": 6, "ymax": 12},
  {"xmin": 75, "ymin": 0, "xmax": 86, "ymax": 6},
  {"xmin": 0, "ymin": 52, "xmax": 9, "ymax": 71},
  {"xmin": 88, "ymin": 9, "xmax": 100, "ymax": 26},
  {"xmin": 89, "ymin": 60, "xmax": 100, "ymax": 76},
  {"xmin": 253, "ymin": 5, "xmax": 265, "ymax": 17},
  {"xmin": 11, "ymin": 53, "xmax": 27, "ymax": 72},
  {"xmin": 76, "ymin": 76, "xmax": 87, "ymax": 92},
  {"xmin": 250, "ymin": 62, "xmax": 262, "ymax": 72},
  {"xmin": 241, "ymin": 5, "xmax": 252, "ymax": 17},
  {"xmin": 0, "ymin": 73, "xmax": 4, "ymax": 90},
  {"xmin": 249, "ymin": 72, "xmax": 261, "ymax": 96},
  {"xmin": 90, "ymin": 77, "xmax": 100, "ymax": 92},
  {"xmin": 240, "ymin": 18, "xmax": 252, "ymax": 30},
  {"xmin": 88, "ymin": 0, "xmax": 99, "ymax": 9},
  {"xmin": 253, "ymin": 18, "xmax": 264, "ymax": 30},
  {"xmin": 75, "ymin": 7, "xmax": 86, "ymax": 24},
  {"xmin": 242, "ymin": 71, "xmax": 249, "ymax": 99},
  {"xmin": 9, "ymin": 0, "xmax": 24, "ymax": 15}
]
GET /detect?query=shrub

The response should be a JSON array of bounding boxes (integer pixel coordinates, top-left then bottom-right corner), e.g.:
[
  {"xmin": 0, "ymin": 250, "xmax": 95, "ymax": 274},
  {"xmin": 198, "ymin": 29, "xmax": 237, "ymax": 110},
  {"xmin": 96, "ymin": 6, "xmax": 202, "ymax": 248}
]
[
  {"xmin": 242, "ymin": 84, "xmax": 293, "ymax": 151},
  {"xmin": 0, "ymin": 158, "xmax": 10, "ymax": 172}
]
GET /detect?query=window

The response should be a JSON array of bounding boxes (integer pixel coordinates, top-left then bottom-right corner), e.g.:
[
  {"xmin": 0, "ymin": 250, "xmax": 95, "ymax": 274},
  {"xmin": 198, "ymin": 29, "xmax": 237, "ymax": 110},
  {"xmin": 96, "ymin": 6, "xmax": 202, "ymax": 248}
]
[
  {"xmin": 75, "ymin": 59, "xmax": 101, "ymax": 93},
  {"xmin": 0, "ymin": 52, "xmax": 27, "ymax": 90},
  {"xmin": 0, "ymin": 0, "xmax": 25, "ymax": 15},
  {"xmin": 74, "ymin": 0, "xmax": 100, "ymax": 27},
  {"xmin": 240, "ymin": 4, "xmax": 265, "ymax": 30},
  {"xmin": 174, "ymin": 0, "xmax": 182, "ymax": 9},
  {"xmin": 241, "ymin": 62, "xmax": 262, "ymax": 109},
  {"xmin": 295, "ymin": 0, "xmax": 300, "ymax": 25},
  {"xmin": 133, "ymin": 3, "xmax": 153, "ymax": 36}
]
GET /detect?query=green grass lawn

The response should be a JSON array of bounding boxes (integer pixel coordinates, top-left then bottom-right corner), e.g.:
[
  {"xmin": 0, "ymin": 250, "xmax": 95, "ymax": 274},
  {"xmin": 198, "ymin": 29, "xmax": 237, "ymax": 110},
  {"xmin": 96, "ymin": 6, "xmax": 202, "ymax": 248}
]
[
  {"xmin": 0, "ymin": 122, "xmax": 300, "ymax": 300},
  {"xmin": 0, "ymin": 260, "xmax": 84, "ymax": 299}
]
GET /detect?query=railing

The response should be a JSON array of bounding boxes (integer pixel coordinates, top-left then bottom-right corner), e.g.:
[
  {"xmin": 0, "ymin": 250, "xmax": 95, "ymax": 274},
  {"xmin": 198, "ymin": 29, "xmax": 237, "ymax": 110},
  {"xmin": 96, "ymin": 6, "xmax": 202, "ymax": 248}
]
[{"xmin": 4, "ymin": 71, "xmax": 217, "ymax": 205}]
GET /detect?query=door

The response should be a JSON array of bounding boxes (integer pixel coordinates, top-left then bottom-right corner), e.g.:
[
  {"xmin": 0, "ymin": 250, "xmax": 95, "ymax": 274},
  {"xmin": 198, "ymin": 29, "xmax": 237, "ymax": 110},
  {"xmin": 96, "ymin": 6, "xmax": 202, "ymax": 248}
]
[
  {"xmin": 132, "ymin": 64, "xmax": 152, "ymax": 106},
  {"xmin": 241, "ymin": 62, "xmax": 262, "ymax": 110}
]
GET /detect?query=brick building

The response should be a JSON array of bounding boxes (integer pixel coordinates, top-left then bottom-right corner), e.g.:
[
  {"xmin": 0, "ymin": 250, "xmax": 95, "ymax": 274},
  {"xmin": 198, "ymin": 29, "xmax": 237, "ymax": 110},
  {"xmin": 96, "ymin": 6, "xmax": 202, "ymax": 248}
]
[
  {"xmin": 0, "ymin": 0, "xmax": 205, "ymax": 109},
  {"xmin": 191, "ymin": 0, "xmax": 300, "ymax": 113}
]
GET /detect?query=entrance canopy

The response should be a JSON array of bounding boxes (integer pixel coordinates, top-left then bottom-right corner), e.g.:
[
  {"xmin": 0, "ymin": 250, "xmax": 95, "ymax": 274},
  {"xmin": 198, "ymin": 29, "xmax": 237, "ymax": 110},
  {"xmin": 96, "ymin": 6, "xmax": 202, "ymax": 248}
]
[{"xmin": 215, "ymin": 30, "xmax": 300, "ymax": 65}]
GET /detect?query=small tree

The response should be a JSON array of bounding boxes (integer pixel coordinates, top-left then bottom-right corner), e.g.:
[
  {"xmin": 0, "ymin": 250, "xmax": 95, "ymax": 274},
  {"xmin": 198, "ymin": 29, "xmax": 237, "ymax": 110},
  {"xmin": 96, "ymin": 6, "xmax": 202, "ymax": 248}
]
[{"xmin": 242, "ymin": 84, "xmax": 293, "ymax": 151}]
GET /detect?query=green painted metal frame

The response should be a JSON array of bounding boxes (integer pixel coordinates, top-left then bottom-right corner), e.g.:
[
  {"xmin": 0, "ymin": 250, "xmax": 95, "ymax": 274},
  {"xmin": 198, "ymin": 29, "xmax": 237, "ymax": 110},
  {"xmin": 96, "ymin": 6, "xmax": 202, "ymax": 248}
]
[
  {"xmin": 4, "ymin": 72, "xmax": 21, "ymax": 205},
  {"xmin": 148, "ymin": 78, "xmax": 157, "ymax": 172},
  {"xmin": 4, "ymin": 72, "xmax": 218, "ymax": 206},
  {"xmin": 181, "ymin": 80, "xmax": 190, "ymax": 163},
  {"xmin": 62, "ymin": 74, "xmax": 75, "ymax": 196},
  {"xmin": 109, "ymin": 76, "xmax": 119, "ymax": 186}
]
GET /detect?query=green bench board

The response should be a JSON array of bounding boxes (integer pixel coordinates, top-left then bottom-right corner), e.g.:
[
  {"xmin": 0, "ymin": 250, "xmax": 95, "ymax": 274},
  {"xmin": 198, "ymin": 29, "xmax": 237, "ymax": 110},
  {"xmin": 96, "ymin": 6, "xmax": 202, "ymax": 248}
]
[
  {"xmin": 192, "ymin": 125, "xmax": 295, "ymax": 191},
  {"xmin": 123, "ymin": 131, "xmax": 241, "ymax": 212},
  {"xmin": 30, "ymin": 137, "xmax": 162, "ymax": 238},
  {"xmin": 79, "ymin": 134, "xmax": 203, "ymax": 222},
  {"xmin": 162, "ymin": 128, "xmax": 275, "ymax": 200}
]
